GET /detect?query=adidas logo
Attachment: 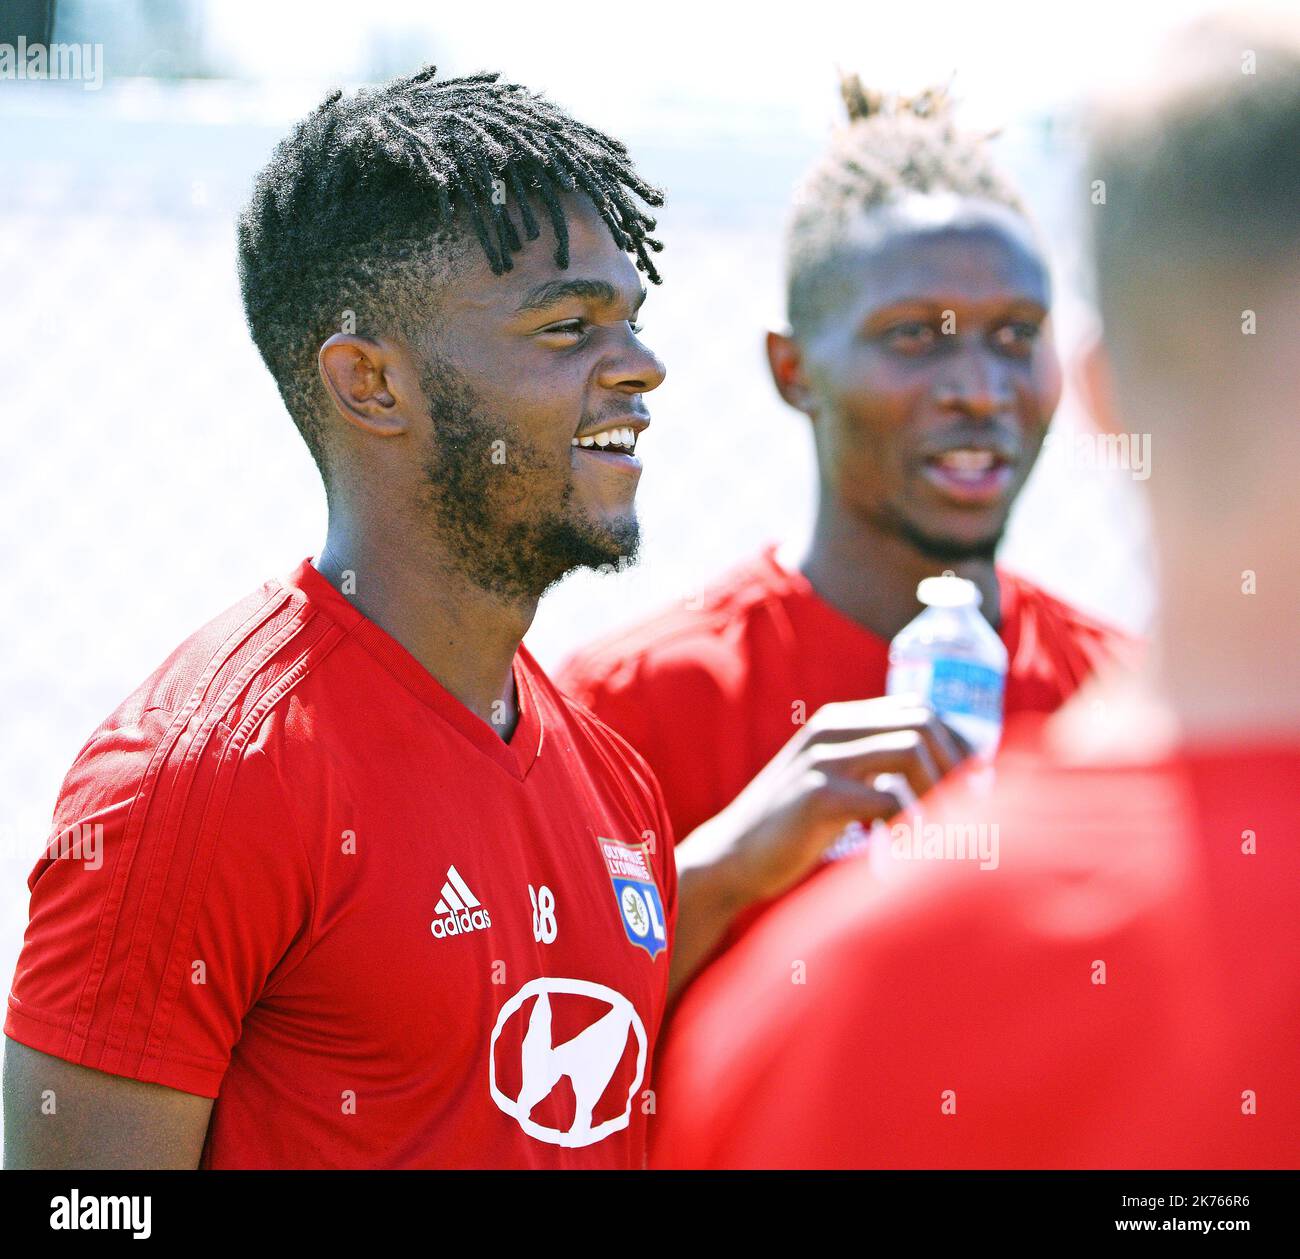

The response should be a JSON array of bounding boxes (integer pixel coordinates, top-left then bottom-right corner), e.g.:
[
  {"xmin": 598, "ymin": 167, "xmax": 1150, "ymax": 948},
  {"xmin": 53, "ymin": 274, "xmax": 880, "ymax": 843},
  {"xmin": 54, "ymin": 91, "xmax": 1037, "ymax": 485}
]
[{"xmin": 430, "ymin": 865, "xmax": 492, "ymax": 939}]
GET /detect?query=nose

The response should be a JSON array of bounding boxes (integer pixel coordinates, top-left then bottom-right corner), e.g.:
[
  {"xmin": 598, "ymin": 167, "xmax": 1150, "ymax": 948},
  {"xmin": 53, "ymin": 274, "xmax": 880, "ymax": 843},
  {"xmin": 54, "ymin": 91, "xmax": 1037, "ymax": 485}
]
[
  {"xmin": 596, "ymin": 331, "xmax": 666, "ymax": 395},
  {"xmin": 932, "ymin": 343, "xmax": 1015, "ymax": 420}
]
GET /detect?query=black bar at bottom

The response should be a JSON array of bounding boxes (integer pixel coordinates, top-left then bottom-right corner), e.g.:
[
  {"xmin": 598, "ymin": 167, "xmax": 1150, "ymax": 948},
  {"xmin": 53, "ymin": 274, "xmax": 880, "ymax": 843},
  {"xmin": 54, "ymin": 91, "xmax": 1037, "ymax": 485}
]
[{"xmin": 0, "ymin": 1168, "xmax": 1292, "ymax": 1242}]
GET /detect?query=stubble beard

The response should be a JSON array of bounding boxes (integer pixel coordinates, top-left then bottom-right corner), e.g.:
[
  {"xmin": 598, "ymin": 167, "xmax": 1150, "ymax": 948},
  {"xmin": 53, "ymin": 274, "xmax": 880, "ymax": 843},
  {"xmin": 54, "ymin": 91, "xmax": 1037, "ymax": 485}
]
[
  {"xmin": 894, "ymin": 517, "xmax": 1002, "ymax": 564},
  {"xmin": 417, "ymin": 355, "xmax": 640, "ymax": 602},
  {"xmin": 872, "ymin": 499, "xmax": 1004, "ymax": 565}
]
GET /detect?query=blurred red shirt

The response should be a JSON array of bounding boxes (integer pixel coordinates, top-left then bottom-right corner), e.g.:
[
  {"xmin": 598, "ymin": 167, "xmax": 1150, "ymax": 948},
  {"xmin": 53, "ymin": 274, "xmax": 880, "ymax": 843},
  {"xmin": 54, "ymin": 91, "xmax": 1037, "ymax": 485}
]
[
  {"xmin": 647, "ymin": 726, "xmax": 1300, "ymax": 1168},
  {"xmin": 557, "ymin": 545, "xmax": 1135, "ymax": 843}
]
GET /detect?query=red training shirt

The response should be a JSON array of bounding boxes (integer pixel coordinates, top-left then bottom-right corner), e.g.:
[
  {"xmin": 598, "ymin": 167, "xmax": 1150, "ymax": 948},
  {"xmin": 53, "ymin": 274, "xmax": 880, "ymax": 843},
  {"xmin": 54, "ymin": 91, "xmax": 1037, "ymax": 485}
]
[
  {"xmin": 6, "ymin": 559, "xmax": 677, "ymax": 1169},
  {"xmin": 557, "ymin": 544, "xmax": 1134, "ymax": 843},
  {"xmin": 648, "ymin": 725, "xmax": 1300, "ymax": 1168}
]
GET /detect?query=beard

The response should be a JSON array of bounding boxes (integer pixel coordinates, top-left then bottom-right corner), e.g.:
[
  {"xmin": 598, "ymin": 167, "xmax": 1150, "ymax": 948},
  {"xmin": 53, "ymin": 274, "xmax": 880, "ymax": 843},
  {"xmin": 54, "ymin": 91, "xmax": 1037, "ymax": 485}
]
[
  {"xmin": 875, "ymin": 504, "xmax": 1003, "ymax": 564},
  {"xmin": 416, "ymin": 355, "xmax": 639, "ymax": 601}
]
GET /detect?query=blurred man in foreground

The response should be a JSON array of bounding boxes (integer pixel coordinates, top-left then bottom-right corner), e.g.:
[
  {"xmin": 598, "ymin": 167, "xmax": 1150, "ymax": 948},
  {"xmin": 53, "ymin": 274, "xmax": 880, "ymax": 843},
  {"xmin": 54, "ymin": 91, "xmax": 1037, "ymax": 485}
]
[
  {"xmin": 649, "ymin": 15, "xmax": 1300, "ymax": 1167},
  {"xmin": 560, "ymin": 79, "xmax": 1133, "ymax": 991}
]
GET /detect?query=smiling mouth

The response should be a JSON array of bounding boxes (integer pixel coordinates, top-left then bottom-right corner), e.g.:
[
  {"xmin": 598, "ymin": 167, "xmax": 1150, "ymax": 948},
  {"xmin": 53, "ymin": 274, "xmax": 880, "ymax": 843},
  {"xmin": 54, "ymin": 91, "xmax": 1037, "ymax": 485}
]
[
  {"xmin": 928, "ymin": 448, "xmax": 1005, "ymax": 477},
  {"xmin": 571, "ymin": 425, "xmax": 639, "ymax": 456},
  {"xmin": 920, "ymin": 447, "xmax": 1016, "ymax": 503}
]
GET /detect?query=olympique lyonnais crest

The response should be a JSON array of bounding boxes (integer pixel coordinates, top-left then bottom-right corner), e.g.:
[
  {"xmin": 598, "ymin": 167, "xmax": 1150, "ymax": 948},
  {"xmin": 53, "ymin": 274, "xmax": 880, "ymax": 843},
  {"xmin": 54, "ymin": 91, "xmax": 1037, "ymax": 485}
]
[{"xmin": 596, "ymin": 837, "xmax": 667, "ymax": 959}]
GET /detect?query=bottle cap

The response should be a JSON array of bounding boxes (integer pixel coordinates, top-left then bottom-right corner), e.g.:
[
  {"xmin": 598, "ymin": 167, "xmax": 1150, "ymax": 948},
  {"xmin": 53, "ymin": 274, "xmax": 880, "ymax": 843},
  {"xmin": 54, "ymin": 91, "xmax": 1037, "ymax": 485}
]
[{"xmin": 916, "ymin": 572, "xmax": 982, "ymax": 608}]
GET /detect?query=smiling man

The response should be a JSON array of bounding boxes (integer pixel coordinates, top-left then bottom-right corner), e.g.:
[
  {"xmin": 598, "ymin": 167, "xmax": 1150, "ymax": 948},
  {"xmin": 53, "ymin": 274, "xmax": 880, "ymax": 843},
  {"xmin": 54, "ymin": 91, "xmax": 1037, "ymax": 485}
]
[
  {"xmin": 559, "ymin": 79, "xmax": 1134, "ymax": 989},
  {"xmin": 3, "ymin": 67, "xmax": 676, "ymax": 1169},
  {"xmin": 649, "ymin": 16, "xmax": 1300, "ymax": 1168}
]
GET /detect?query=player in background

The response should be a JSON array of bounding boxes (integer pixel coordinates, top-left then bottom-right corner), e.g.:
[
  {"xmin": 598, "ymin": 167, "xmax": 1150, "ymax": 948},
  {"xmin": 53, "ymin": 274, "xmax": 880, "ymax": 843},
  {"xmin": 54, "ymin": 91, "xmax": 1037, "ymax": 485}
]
[
  {"xmin": 559, "ymin": 78, "xmax": 1135, "ymax": 991},
  {"xmin": 649, "ymin": 13, "xmax": 1300, "ymax": 1167},
  {"xmin": 3, "ymin": 67, "xmax": 681, "ymax": 1169}
]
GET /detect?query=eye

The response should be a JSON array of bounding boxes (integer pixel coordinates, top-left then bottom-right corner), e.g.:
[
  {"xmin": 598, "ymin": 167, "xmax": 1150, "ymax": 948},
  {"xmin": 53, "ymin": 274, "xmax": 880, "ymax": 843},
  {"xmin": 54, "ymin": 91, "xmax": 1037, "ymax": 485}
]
[
  {"xmin": 992, "ymin": 321, "xmax": 1041, "ymax": 354},
  {"xmin": 540, "ymin": 319, "xmax": 589, "ymax": 340},
  {"xmin": 883, "ymin": 321, "xmax": 939, "ymax": 354}
]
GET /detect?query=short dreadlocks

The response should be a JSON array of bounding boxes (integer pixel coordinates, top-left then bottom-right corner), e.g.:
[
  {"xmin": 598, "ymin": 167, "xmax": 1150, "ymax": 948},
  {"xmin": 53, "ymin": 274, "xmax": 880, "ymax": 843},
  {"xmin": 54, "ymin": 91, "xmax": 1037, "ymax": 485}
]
[
  {"xmin": 786, "ymin": 74, "xmax": 1024, "ymax": 337},
  {"xmin": 237, "ymin": 65, "xmax": 664, "ymax": 479}
]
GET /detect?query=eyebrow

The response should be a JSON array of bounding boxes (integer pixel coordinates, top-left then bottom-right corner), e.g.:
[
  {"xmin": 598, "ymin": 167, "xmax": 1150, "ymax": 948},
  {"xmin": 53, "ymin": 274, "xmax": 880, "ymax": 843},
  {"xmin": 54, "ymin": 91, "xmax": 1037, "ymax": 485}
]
[
  {"xmin": 865, "ymin": 296, "xmax": 1049, "ymax": 322},
  {"xmin": 515, "ymin": 278, "xmax": 647, "ymax": 315}
]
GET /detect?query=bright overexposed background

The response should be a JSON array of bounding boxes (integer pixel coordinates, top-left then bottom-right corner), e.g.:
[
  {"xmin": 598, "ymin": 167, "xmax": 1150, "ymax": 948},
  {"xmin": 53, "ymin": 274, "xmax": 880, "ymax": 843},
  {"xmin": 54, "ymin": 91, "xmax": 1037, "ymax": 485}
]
[{"xmin": 3, "ymin": 0, "xmax": 1272, "ymax": 1144}]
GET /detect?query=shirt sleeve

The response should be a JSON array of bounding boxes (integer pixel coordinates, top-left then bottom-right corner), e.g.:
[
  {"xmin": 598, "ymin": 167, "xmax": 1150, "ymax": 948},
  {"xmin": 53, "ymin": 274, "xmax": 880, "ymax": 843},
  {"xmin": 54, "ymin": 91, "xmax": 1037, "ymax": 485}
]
[{"xmin": 5, "ymin": 708, "xmax": 315, "ymax": 1098}]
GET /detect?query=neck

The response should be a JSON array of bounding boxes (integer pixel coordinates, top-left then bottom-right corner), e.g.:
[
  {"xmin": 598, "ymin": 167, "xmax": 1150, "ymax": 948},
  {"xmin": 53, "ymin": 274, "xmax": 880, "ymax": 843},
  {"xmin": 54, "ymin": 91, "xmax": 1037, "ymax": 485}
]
[
  {"xmin": 315, "ymin": 515, "xmax": 536, "ymax": 740},
  {"xmin": 798, "ymin": 500, "xmax": 1001, "ymax": 642},
  {"xmin": 1154, "ymin": 533, "xmax": 1300, "ymax": 744},
  {"xmin": 1048, "ymin": 570, "xmax": 1300, "ymax": 763}
]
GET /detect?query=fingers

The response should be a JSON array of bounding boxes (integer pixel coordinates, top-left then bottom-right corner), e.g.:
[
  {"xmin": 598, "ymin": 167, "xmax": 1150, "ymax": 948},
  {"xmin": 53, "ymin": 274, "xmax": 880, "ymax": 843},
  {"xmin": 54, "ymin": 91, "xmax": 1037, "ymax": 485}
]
[
  {"xmin": 912, "ymin": 712, "xmax": 967, "ymax": 776},
  {"xmin": 944, "ymin": 724, "xmax": 975, "ymax": 762},
  {"xmin": 709, "ymin": 717, "xmax": 957, "ymax": 911},
  {"xmin": 801, "ymin": 773, "xmax": 906, "ymax": 828},
  {"xmin": 736, "ymin": 698, "xmax": 972, "ymax": 862},
  {"xmin": 810, "ymin": 728, "xmax": 945, "ymax": 803},
  {"xmin": 798, "ymin": 696, "xmax": 968, "ymax": 776}
]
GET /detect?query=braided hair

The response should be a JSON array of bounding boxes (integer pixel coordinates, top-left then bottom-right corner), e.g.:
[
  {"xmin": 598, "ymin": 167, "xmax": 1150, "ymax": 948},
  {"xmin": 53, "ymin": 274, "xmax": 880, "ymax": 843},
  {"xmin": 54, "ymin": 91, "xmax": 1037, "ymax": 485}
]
[
  {"xmin": 786, "ymin": 73, "xmax": 1023, "ymax": 336},
  {"xmin": 237, "ymin": 66, "xmax": 664, "ymax": 476}
]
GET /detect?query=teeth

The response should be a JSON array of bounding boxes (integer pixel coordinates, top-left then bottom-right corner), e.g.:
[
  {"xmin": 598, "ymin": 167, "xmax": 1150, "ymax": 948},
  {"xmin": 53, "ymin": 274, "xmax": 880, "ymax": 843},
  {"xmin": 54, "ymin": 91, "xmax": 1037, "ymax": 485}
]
[
  {"xmin": 939, "ymin": 449, "xmax": 996, "ymax": 473},
  {"xmin": 574, "ymin": 427, "xmax": 638, "ymax": 452}
]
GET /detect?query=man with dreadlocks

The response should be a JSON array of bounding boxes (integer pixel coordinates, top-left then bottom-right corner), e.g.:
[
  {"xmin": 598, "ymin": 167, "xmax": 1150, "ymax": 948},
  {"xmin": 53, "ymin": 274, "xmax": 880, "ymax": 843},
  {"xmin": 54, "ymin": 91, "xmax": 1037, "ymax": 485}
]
[
  {"xmin": 649, "ymin": 14, "xmax": 1300, "ymax": 1168},
  {"xmin": 4, "ymin": 67, "xmax": 674, "ymax": 1169},
  {"xmin": 558, "ymin": 76, "xmax": 1135, "ymax": 992}
]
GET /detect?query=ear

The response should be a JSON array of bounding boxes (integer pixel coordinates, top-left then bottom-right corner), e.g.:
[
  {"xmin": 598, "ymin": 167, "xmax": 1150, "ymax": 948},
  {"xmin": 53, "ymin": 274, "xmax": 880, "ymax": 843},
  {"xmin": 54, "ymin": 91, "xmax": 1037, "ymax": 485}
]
[
  {"xmin": 1073, "ymin": 326, "xmax": 1122, "ymax": 436},
  {"xmin": 318, "ymin": 334, "xmax": 407, "ymax": 437},
  {"xmin": 765, "ymin": 329, "xmax": 815, "ymax": 416}
]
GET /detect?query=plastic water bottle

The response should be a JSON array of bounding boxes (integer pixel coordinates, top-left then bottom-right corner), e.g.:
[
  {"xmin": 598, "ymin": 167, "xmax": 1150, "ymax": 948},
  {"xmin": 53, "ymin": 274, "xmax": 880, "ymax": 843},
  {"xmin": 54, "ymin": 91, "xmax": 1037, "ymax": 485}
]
[
  {"xmin": 885, "ymin": 572, "xmax": 1008, "ymax": 760},
  {"xmin": 824, "ymin": 572, "xmax": 1008, "ymax": 866}
]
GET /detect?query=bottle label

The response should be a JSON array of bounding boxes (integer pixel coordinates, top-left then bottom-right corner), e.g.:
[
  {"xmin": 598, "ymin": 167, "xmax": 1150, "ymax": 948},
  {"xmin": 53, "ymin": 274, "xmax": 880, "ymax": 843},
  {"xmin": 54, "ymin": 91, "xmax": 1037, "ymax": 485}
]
[{"xmin": 928, "ymin": 658, "xmax": 1004, "ymax": 724}]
